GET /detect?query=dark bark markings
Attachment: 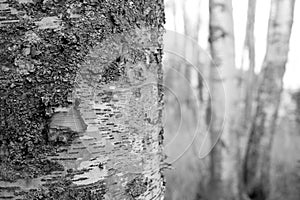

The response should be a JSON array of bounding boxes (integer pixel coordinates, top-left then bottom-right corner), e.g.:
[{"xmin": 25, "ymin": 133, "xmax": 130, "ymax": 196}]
[
  {"xmin": 0, "ymin": 0, "xmax": 165, "ymax": 199},
  {"xmin": 243, "ymin": 0, "xmax": 295, "ymax": 199}
]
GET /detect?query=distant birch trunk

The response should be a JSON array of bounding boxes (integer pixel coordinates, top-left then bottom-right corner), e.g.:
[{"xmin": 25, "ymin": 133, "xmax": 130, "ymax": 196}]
[
  {"xmin": 238, "ymin": 0, "xmax": 257, "ymax": 198},
  {"xmin": 208, "ymin": 0, "xmax": 238, "ymax": 199},
  {"xmin": 243, "ymin": 0, "xmax": 256, "ymax": 125},
  {"xmin": 182, "ymin": 0, "xmax": 202, "ymax": 112},
  {"xmin": 243, "ymin": 0, "xmax": 295, "ymax": 199},
  {"xmin": 182, "ymin": 0, "xmax": 201, "ymax": 76},
  {"xmin": 0, "ymin": 1, "xmax": 165, "ymax": 199}
]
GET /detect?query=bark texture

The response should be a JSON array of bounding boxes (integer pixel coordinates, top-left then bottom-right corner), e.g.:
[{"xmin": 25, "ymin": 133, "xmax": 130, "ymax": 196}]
[
  {"xmin": 208, "ymin": 0, "xmax": 238, "ymax": 199},
  {"xmin": 243, "ymin": 0, "xmax": 296, "ymax": 199},
  {"xmin": 0, "ymin": 0, "xmax": 165, "ymax": 199}
]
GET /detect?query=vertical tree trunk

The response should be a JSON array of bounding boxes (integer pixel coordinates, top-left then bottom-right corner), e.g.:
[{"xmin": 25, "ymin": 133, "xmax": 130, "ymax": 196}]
[
  {"xmin": 238, "ymin": 1, "xmax": 257, "ymax": 198},
  {"xmin": 243, "ymin": 0, "xmax": 295, "ymax": 199},
  {"xmin": 293, "ymin": 90, "xmax": 300, "ymax": 128},
  {"xmin": 182, "ymin": 0, "xmax": 201, "ymax": 69},
  {"xmin": 182, "ymin": 0, "xmax": 201, "ymax": 108},
  {"xmin": 172, "ymin": 0, "xmax": 177, "ymax": 31},
  {"xmin": 208, "ymin": 0, "xmax": 238, "ymax": 199},
  {"xmin": 243, "ymin": 0, "xmax": 256, "ymax": 125},
  {"xmin": 0, "ymin": 1, "xmax": 165, "ymax": 199}
]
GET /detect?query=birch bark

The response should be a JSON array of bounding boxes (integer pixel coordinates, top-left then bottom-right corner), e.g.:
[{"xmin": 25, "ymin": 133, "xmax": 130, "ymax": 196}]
[
  {"xmin": 243, "ymin": 0, "xmax": 296, "ymax": 199},
  {"xmin": 208, "ymin": 0, "xmax": 238, "ymax": 199},
  {"xmin": 0, "ymin": 0, "xmax": 165, "ymax": 199}
]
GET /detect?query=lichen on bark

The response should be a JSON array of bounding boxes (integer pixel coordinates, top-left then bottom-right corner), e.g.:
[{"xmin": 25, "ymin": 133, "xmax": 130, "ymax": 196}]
[{"xmin": 0, "ymin": 0, "xmax": 165, "ymax": 199}]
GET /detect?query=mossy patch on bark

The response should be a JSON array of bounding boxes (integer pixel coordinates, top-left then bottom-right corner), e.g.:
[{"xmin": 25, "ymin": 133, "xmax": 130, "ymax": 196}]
[{"xmin": 0, "ymin": 0, "xmax": 165, "ymax": 199}]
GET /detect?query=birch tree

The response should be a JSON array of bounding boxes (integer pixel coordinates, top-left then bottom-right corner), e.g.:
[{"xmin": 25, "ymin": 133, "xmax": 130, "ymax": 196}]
[
  {"xmin": 0, "ymin": 0, "xmax": 165, "ymax": 199},
  {"xmin": 182, "ymin": 0, "xmax": 202, "ymax": 108},
  {"xmin": 242, "ymin": 0, "xmax": 256, "ymax": 125},
  {"xmin": 208, "ymin": 0, "xmax": 239, "ymax": 199},
  {"xmin": 237, "ymin": 0, "xmax": 257, "ymax": 198},
  {"xmin": 243, "ymin": 0, "xmax": 296, "ymax": 199}
]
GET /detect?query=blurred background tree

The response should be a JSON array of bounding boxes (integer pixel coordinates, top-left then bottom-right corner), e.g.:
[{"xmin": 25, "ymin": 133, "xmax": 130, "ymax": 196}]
[
  {"xmin": 207, "ymin": 0, "xmax": 239, "ymax": 199},
  {"xmin": 163, "ymin": 0, "xmax": 299, "ymax": 200},
  {"xmin": 243, "ymin": 0, "xmax": 296, "ymax": 199}
]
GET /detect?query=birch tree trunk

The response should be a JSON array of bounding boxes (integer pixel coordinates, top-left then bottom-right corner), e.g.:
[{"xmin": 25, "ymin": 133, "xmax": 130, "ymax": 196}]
[
  {"xmin": 238, "ymin": 0, "xmax": 257, "ymax": 198},
  {"xmin": 243, "ymin": 0, "xmax": 256, "ymax": 125},
  {"xmin": 243, "ymin": 0, "xmax": 296, "ymax": 199},
  {"xmin": 208, "ymin": 0, "xmax": 238, "ymax": 199},
  {"xmin": 182, "ymin": 0, "xmax": 201, "ymax": 108},
  {"xmin": 0, "ymin": 0, "xmax": 165, "ymax": 199}
]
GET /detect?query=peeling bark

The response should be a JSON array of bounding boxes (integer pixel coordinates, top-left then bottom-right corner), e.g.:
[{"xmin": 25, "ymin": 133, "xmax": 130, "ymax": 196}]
[
  {"xmin": 243, "ymin": 0, "xmax": 296, "ymax": 199},
  {"xmin": 0, "ymin": 0, "xmax": 165, "ymax": 199}
]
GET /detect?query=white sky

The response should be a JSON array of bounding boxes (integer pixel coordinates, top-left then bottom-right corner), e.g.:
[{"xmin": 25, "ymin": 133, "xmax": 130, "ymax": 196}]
[{"xmin": 164, "ymin": 0, "xmax": 300, "ymax": 89}]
